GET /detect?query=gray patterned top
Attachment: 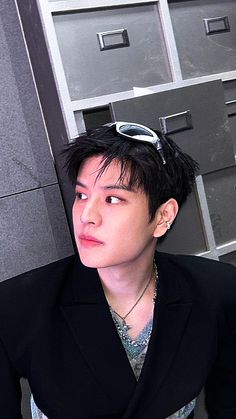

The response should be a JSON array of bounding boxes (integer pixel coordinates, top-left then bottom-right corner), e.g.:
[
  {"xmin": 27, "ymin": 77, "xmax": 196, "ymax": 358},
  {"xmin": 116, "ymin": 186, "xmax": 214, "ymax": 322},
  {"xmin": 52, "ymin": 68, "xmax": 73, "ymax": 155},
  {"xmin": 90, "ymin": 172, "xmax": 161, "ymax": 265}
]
[{"xmin": 109, "ymin": 308, "xmax": 153, "ymax": 381}]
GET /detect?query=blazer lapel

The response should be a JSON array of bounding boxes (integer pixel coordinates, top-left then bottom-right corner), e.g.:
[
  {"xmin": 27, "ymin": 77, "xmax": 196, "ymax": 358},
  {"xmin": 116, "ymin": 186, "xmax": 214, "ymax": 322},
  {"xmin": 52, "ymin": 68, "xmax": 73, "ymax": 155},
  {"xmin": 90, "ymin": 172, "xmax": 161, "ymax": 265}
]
[
  {"xmin": 122, "ymin": 252, "xmax": 193, "ymax": 418},
  {"xmin": 60, "ymin": 257, "xmax": 136, "ymax": 410}
]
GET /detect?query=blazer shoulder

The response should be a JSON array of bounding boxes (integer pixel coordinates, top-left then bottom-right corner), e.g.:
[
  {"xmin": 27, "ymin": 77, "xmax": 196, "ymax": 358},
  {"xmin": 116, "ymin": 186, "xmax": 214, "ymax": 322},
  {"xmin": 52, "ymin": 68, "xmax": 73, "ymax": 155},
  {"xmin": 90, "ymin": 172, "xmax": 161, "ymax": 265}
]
[
  {"xmin": 157, "ymin": 251, "xmax": 236, "ymax": 297},
  {"xmin": 0, "ymin": 256, "xmax": 75, "ymax": 356},
  {"xmin": 157, "ymin": 251, "xmax": 236, "ymax": 280},
  {"xmin": 157, "ymin": 251, "xmax": 236, "ymax": 314},
  {"xmin": 0, "ymin": 255, "xmax": 75, "ymax": 300}
]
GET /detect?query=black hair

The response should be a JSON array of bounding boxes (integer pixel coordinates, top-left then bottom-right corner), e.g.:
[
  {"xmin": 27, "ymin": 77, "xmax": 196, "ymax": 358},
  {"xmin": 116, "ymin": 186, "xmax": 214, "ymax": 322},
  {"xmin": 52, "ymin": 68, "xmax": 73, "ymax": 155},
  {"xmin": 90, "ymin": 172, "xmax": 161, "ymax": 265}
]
[{"xmin": 65, "ymin": 123, "xmax": 199, "ymax": 221}]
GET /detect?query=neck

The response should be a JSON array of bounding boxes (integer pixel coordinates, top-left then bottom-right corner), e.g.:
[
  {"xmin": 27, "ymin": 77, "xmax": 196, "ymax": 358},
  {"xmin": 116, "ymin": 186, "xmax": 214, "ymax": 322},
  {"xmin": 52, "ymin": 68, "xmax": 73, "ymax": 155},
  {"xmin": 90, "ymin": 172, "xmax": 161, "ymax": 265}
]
[
  {"xmin": 97, "ymin": 252, "xmax": 156, "ymax": 303},
  {"xmin": 99, "ymin": 254, "xmax": 158, "ymax": 339}
]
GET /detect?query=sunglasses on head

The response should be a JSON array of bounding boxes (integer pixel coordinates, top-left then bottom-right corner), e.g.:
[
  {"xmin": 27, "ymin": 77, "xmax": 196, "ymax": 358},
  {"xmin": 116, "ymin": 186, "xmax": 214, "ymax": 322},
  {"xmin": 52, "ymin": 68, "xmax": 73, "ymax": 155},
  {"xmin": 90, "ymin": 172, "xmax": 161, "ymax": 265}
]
[{"xmin": 111, "ymin": 121, "xmax": 166, "ymax": 165}]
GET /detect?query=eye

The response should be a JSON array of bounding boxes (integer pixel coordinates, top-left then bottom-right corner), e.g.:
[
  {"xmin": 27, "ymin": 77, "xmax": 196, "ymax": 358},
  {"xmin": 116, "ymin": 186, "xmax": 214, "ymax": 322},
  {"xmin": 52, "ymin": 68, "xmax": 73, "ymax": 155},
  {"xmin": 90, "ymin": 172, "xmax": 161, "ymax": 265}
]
[
  {"xmin": 76, "ymin": 192, "xmax": 87, "ymax": 200},
  {"xmin": 106, "ymin": 196, "xmax": 122, "ymax": 204}
]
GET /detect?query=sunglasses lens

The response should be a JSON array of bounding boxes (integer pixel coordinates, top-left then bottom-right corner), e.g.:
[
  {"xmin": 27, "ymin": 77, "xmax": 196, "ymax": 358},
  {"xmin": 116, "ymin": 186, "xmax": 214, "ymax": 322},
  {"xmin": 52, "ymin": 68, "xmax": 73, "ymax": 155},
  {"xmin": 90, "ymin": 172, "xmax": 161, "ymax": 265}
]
[
  {"xmin": 118, "ymin": 123, "xmax": 154, "ymax": 141},
  {"xmin": 115, "ymin": 122, "xmax": 166, "ymax": 164}
]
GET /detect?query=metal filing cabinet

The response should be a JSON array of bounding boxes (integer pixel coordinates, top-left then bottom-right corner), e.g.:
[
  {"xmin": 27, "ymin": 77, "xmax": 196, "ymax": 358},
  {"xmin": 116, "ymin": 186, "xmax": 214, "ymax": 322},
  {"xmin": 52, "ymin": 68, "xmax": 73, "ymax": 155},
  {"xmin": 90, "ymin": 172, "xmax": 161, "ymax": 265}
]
[
  {"xmin": 203, "ymin": 166, "xmax": 236, "ymax": 247},
  {"xmin": 223, "ymin": 79, "xmax": 236, "ymax": 155},
  {"xmin": 31, "ymin": 0, "xmax": 236, "ymax": 138},
  {"xmin": 34, "ymin": 0, "xmax": 179, "ymax": 137},
  {"xmin": 110, "ymin": 80, "xmax": 236, "ymax": 260}
]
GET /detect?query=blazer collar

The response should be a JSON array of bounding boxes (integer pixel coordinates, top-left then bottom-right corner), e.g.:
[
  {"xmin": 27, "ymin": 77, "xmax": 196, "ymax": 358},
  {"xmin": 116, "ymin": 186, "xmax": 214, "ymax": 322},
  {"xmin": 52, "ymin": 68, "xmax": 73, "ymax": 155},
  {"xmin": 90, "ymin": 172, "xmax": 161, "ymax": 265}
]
[
  {"xmin": 60, "ymin": 256, "xmax": 137, "ymax": 413},
  {"xmin": 60, "ymin": 253, "xmax": 192, "ymax": 418},
  {"xmin": 123, "ymin": 252, "xmax": 193, "ymax": 418}
]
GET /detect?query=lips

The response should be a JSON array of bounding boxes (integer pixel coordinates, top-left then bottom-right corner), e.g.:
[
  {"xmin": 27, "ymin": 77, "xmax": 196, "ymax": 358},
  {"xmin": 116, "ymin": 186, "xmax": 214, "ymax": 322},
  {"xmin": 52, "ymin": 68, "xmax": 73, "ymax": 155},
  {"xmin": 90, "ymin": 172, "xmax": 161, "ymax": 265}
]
[{"xmin": 78, "ymin": 234, "xmax": 103, "ymax": 247}]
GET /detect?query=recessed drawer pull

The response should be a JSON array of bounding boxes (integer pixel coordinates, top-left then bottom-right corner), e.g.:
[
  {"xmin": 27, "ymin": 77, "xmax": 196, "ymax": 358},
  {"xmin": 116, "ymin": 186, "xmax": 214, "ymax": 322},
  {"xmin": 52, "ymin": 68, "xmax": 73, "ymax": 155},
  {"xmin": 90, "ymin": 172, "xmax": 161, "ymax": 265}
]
[
  {"xmin": 204, "ymin": 16, "xmax": 230, "ymax": 35},
  {"xmin": 97, "ymin": 29, "xmax": 130, "ymax": 51},
  {"xmin": 159, "ymin": 110, "xmax": 193, "ymax": 135}
]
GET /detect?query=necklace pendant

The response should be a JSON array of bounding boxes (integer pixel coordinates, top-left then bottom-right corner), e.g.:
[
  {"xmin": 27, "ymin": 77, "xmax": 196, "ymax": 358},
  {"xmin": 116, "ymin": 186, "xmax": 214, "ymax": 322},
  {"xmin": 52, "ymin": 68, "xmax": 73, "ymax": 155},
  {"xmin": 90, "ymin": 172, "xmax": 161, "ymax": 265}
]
[{"xmin": 122, "ymin": 320, "xmax": 131, "ymax": 331}]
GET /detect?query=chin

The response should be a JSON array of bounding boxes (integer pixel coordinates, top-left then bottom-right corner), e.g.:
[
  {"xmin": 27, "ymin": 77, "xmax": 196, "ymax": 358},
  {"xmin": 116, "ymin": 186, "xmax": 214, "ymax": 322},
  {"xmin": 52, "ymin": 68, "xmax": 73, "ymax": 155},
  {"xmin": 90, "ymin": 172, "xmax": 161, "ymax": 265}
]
[
  {"xmin": 80, "ymin": 259, "xmax": 99, "ymax": 268},
  {"xmin": 78, "ymin": 253, "xmax": 104, "ymax": 269}
]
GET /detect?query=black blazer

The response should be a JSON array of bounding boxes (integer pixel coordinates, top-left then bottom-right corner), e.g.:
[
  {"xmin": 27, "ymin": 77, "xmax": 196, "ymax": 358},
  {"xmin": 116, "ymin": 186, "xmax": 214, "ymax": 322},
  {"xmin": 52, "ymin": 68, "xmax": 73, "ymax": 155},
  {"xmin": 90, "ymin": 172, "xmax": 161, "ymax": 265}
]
[{"xmin": 0, "ymin": 252, "xmax": 236, "ymax": 419}]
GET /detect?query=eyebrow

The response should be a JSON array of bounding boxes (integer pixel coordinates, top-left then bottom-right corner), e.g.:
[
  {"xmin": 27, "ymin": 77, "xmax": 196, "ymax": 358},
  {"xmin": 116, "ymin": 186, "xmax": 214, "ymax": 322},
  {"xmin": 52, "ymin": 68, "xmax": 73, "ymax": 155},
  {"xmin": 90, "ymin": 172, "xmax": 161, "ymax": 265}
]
[
  {"xmin": 104, "ymin": 184, "xmax": 133, "ymax": 191},
  {"xmin": 75, "ymin": 180, "xmax": 133, "ymax": 192},
  {"xmin": 76, "ymin": 180, "xmax": 86, "ymax": 188}
]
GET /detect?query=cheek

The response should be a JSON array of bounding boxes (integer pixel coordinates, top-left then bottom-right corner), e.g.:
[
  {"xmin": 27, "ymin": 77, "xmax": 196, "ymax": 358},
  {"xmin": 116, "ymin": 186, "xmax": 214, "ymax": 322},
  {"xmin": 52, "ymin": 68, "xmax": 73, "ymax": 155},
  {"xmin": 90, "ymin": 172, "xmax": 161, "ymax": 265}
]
[{"xmin": 111, "ymin": 215, "xmax": 149, "ymax": 240}]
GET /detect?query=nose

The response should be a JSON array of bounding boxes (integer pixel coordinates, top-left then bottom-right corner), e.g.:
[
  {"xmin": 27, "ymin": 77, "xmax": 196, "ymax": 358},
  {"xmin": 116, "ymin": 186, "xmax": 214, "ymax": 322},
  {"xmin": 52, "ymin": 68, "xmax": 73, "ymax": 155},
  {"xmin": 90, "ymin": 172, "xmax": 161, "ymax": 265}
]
[{"xmin": 79, "ymin": 199, "xmax": 102, "ymax": 226}]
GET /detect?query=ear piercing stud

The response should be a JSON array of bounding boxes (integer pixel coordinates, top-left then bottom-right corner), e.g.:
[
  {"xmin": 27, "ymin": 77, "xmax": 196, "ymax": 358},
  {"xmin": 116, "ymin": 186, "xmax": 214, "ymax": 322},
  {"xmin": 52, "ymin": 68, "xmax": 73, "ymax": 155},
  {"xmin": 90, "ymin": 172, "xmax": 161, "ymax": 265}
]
[{"xmin": 166, "ymin": 221, "xmax": 172, "ymax": 230}]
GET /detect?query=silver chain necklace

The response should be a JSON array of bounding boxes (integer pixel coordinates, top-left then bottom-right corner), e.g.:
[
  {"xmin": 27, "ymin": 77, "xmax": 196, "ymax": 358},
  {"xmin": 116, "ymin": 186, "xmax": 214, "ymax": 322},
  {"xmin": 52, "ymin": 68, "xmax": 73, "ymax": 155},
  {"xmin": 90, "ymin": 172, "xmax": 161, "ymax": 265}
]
[{"xmin": 109, "ymin": 263, "xmax": 158, "ymax": 332}]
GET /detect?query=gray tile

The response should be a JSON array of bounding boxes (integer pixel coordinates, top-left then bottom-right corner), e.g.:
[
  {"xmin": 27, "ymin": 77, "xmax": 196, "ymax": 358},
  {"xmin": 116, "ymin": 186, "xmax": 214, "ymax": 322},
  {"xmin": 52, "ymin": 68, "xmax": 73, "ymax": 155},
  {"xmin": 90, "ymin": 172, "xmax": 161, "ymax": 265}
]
[
  {"xmin": 0, "ymin": 1, "xmax": 57, "ymax": 198},
  {"xmin": 43, "ymin": 184, "xmax": 75, "ymax": 260},
  {"xmin": 0, "ymin": 185, "xmax": 74, "ymax": 282}
]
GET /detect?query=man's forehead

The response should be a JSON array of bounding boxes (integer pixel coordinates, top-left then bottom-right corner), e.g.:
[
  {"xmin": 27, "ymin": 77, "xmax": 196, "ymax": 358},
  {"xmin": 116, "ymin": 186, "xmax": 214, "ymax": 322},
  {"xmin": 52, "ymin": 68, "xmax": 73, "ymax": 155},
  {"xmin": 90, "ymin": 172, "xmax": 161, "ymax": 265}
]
[
  {"xmin": 78, "ymin": 155, "xmax": 131, "ymax": 183},
  {"xmin": 76, "ymin": 155, "xmax": 145, "ymax": 194}
]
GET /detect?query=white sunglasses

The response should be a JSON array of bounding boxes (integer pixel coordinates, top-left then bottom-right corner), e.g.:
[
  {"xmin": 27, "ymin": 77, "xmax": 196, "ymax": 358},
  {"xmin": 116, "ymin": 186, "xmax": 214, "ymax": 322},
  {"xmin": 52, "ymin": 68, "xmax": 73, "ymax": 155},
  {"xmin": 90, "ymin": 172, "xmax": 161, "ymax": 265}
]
[{"xmin": 112, "ymin": 121, "xmax": 166, "ymax": 165}]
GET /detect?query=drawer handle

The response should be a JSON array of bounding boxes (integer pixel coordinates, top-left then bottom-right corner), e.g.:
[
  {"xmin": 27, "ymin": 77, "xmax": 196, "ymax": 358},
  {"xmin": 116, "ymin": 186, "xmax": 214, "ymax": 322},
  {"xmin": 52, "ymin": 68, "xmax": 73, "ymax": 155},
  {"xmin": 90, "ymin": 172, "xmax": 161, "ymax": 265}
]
[
  {"xmin": 159, "ymin": 110, "xmax": 193, "ymax": 135},
  {"xmin": 225, "ymin": 100, "xmax": 236, "ymax": 116},
  {"xmin": 97, "ymin": 28, "xmax": 130, "ymax": 51},
  {"xmin": 203, "ymin": 16, "xmax": 230, "ymax": 35}
]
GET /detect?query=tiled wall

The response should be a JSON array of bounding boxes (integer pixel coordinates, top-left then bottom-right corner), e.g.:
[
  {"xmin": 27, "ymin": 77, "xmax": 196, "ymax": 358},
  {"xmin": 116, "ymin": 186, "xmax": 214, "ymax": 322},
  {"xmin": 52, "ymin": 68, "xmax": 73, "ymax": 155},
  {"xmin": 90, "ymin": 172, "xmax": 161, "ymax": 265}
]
[{"xmin": 0, "ymin": 0, "xmax": 74, "ymax": 282}]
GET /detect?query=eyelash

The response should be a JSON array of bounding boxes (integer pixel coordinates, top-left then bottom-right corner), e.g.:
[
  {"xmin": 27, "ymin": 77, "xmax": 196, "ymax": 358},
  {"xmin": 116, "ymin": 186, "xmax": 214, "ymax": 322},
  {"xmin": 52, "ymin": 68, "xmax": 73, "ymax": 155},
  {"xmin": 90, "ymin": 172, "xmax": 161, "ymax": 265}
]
[
  {"xmin": 76, "ymin": 192, "xmax": 87, "ymax": 200},
  {"xmin": 105, "ymin": 196, "xmax": 122, "ymax": 204}
]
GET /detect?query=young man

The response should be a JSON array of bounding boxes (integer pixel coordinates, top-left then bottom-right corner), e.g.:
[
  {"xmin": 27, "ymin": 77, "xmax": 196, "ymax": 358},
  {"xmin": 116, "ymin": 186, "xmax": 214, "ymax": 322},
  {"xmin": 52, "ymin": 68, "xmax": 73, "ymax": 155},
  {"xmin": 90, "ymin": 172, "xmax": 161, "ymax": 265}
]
[{"xmin": 0, "ymin": 122, "xmax": 236, "ymax": 419}]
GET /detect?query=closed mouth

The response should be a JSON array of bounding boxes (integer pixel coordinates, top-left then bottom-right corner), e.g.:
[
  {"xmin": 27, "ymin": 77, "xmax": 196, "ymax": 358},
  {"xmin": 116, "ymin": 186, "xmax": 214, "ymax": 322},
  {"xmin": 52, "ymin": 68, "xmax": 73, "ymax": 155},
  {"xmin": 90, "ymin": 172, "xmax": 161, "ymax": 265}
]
[{"xmin": 78, "ymin": 234, "xmax": 103, "ymax": 245}]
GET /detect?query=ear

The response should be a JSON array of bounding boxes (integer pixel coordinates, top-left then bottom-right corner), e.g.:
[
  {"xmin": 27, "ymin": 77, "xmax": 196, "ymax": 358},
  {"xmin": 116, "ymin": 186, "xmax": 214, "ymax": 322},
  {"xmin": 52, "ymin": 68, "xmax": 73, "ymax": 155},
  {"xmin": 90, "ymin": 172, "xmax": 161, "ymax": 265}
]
[{"xmin": 153, "ymin": 198, "xmax": 179, "ymax": 238}]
